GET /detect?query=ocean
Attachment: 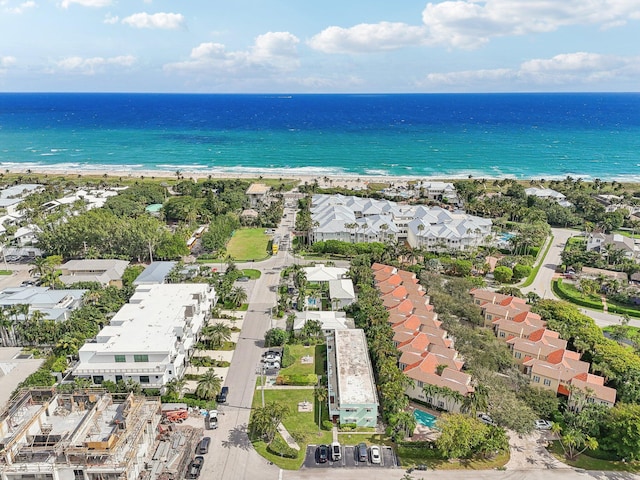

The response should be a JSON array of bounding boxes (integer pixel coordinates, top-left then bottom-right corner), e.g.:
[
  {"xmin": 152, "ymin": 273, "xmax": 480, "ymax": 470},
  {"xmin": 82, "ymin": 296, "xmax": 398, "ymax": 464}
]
[{"xmin": 1, "ymin": 92, "xmax": 639, "ymax": 180}]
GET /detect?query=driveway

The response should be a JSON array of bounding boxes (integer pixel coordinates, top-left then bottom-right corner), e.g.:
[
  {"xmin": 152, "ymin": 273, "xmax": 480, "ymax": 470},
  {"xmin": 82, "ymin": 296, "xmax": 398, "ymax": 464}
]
[{"xmin": 505, "ymin": 430, "xmax": 568, "ymax": 470}]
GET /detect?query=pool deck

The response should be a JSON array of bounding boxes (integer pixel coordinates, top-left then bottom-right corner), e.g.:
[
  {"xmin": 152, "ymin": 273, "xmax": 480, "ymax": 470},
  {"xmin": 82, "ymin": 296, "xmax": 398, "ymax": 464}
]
[{"xmin": 408, "ymin": 403, "xmax": 441, "ymax": 442}]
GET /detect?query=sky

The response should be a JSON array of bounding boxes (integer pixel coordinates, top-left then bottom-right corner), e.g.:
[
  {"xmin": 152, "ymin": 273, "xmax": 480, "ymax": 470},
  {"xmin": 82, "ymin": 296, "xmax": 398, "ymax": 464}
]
[{"xmin": 0, "ymin": 0, "xmax": 639, "ymax": 93}]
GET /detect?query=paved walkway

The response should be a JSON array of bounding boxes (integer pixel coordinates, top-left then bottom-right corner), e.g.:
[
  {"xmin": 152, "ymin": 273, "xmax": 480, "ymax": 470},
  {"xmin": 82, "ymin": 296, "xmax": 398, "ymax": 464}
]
[
  {"xmin": 277, "ymin": 422, "xmax": 300, "ymax": 450},
  {"xmin": 505, "ymin": 430, "xmax": 568, "ymax": 470}
]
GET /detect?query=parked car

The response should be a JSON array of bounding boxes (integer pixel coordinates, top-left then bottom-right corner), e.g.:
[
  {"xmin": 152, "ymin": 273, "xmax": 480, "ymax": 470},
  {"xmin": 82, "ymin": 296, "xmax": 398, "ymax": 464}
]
[
  {"xmin": 262, "ymin": 349, "xmax": 281, "ymax": 358},
  {"xmin": 477, "ymin": 413, "xmax": 495, "ymax": 425},
  {"xmin": 317, "ymin": 444, "xmax": 329, "ymax": 463},
  {"xmin": 370, "ymin": 445, "xmax": 381, "ymax": 464},
  {"xmin": 198, "ymin": 437, "xmax": 210, "ymax": 454},
  {"xmin": 264, "ymin": 361, "xmax": 280, "ymax": 370},
  {"xmin": 331, "ymin": 442, "xmax": 341, "ymax": 461},
  {"xmin": 216, "ymin": 386, "xmax": 228, "ymax": 404},
  {"xmin": 263, "ymin": 354, "xmax": 280, "ymax": 363},
  {"xmin": 357, "ymin": 442, "xmax": 368, "ymax": 462},
  {"xmin": 208, "ymin": 410, "xmax": 218, "ymax": 429},
  {"xmin": 187, "ymin": 456, "xmax": 204, "ymax": 479},
  {"xmin": 535, "ymin": 419, "xmax": 552, "ymax": 430}
]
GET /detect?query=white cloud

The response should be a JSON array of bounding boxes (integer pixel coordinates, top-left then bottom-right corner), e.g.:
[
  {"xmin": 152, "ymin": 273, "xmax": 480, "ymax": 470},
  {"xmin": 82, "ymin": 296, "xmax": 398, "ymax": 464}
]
[
  {"xmin": 0, "ymin": 55, "xmax": 17, "ymax": 74},
  {"xmin": 121, "ymin": 12, "xmax": 186, "ymax": 30},
  {"xmin": 308, "ymin": 22, "xmax": 427, "ymax": 54},
  {"xmin": 309, "ymin": 0, "xmax": 640, "ymax": 53},
  {"xmin": 417, "ymin": 52, "xmax": 640, "ymax": 89},
  {"xmin": 103, "ymin": 13, "xmax": 119, "ymax": 24},
  {"xmin": 60, "ymin": 0, "xmax": 112, "ymax": 8},
  {"xmin": 164, "ymin": 31, "xmax": 300, "ymax": 75},
  {"xmin": 2, "ymin": 1, "xmax": 35, "ymax": 14},
  {"xmin": 54, "ymin": 55, "xmax": 136, "ymax": 75}
]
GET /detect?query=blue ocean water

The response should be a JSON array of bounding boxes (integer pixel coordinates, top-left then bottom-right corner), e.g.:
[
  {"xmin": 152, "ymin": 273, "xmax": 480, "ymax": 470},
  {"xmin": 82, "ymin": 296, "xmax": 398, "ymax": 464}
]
[{"xmin": 1, "ymin": 92, "xmax": 639, "ymax": 180}]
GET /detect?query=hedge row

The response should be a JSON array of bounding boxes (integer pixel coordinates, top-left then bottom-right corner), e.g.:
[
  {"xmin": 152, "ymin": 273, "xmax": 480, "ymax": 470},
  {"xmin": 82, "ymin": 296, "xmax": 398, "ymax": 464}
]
[
  {"xmin": 267, "ymin": 434, "xmax": 299, "ymax": 459},
  {"xmin": 275, "ymin": 373, "xmax": 318, "ymax": 386},
  {"xmin": 552, "ymin": 279, "xmax": 602, "ymax": 309},
  {"xmin": 281, "ymin": 345, "xmax": 295, "ymax": 369}
]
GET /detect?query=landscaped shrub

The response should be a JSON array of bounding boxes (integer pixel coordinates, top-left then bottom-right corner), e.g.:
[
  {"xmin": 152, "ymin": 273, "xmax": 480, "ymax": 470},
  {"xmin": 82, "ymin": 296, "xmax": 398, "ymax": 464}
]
[
  {"xmin": 339, "ymin": 423, "xmax": 357, "ymax": 432},
  {"xmin": 281, "ymin": 345, "xmax": 295, "ymax": 369},
  {"xmin": 275, "ymin": 374, "xmax": 318, "ymax": 386},
  {"xmin": 553, "ymin": 279, "xmax": 602, "ymax": 309},
  {"xmin": 322, "ymin": 420, "xmax": 334, "ymax": 430},
  {"xmin": 267, "ymin": 434, "xmax": 299, "ymax": 459}
]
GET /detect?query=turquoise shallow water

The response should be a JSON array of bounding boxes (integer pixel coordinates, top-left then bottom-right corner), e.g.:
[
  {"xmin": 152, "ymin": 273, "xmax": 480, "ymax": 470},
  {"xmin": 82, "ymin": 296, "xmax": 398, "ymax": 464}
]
[
  {"xmin": 413, "ymin": 409, "xmax": 437, "ymax": 428},
  {"xmin": 1, "ymin": 93, "xmax": 639, "ymax": 180}
]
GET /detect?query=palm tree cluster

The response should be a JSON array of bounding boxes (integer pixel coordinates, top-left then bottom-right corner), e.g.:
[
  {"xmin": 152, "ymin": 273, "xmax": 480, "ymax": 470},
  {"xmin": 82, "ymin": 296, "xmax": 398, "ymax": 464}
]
[
  {"xmin": 249, "ymin": 401, "xmax": 290, "ymax": 443},
  {"xmin": 195, "ymin": 369, "xmax": 223, "ymax": 401}
]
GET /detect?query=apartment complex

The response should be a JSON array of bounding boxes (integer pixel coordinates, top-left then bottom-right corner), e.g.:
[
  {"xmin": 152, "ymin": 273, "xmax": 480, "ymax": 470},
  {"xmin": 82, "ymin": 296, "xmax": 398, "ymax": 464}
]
[
  {"xmin": 471, "ymin": 289, "xmax": 616, "ymax": 409},
  {"xmin": 0, "ymin": 286, "xmax": 87, "ymax": 323},
  {"xmin": 373, "ymin": 263, "xmax": 474, "ymax": 412},
  {"xmin": 58, "ymin": 260, "xmax": 130, "ymax": 288},
  {"xmin": 0, "ymin": 389, "xmax": 160, "ymax": 480},
  {"xmin": 326, "ymin": 329, "xmax": 378, "ymax": 427},
  {"xmin": 310, "ymin": 194, "xmax": 492, "ymax": 251},
  {"xmin": 74, "ymin": 284, "xmax": 216, "ymax": 388}
]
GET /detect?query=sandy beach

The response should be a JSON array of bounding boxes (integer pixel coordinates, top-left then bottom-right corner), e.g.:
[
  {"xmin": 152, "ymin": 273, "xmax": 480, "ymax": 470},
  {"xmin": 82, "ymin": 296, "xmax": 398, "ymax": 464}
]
[{"xmin": 3, "ymin": 165, "xmax": 427, "ymax": 190}]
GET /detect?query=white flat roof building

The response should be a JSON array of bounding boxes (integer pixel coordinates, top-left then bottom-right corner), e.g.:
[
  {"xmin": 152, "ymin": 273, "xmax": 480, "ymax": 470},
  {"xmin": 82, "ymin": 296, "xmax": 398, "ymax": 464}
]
[
  {"xmin": 75, "ymin": 284, "xmax": 216, "ymax": 388},
  {"xmin": 293, "ymin": 311, "xmax": 352, "ymax": 332},
  {"xmin": 327, "ymin": 329, "xmax": 378, "ymax": 427}
]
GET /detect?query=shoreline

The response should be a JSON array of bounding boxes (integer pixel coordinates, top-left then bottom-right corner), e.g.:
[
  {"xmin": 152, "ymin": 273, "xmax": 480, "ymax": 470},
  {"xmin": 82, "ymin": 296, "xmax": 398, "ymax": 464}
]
[{"xmin": 3, "ymin": 166, "xmax": 638, "ymax": 190}]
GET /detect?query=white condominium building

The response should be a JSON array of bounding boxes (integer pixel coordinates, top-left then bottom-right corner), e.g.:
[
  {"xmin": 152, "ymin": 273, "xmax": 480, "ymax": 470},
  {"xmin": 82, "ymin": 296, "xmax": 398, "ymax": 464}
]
[
  {"xmin": 310, "ymin": 194, "xmax": 491, "ymax": 251},
  {"xmin": 75, "ymin": 284, "xmax": 216, "ymax": 388}
]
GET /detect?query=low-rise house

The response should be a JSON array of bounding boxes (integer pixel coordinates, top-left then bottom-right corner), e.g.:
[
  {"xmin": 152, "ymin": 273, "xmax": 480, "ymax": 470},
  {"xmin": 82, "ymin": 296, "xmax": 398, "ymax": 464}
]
[
  {"xmin": 0, "ymin": 184, "xmax": 43, "ymax": 217},
  {"xmin": 586, "ymin": 232, "xmax": 638, "ymax": 260},
  {"xmin": 42, "ymin": 187, "xmax": 123, "ymax": 212},
  {"xmin": 133, "ymin": 261, "xmax": 177, "ymax": 285},
  {"xmin": 580, "ymin": 266, "xmax": 628, "ymax": 282},
  {"xmin": 13, "ymin": 224, "xmax": 40, "ymax": 246},
  {"xmin": 0, "ymin": 389, "xmax": 160, "ymax": 480},
  {"xmin": 0, "ymin": 286, "xmax": 87, "ymax": 323},
  {"xmin": 246, "ymin": 183, "xmax": 271, "ymax": 208},
  {"xmin": 293, "ymin": 311, "xmax": 353, "ymax": 333},
  {"xmin": 58, "ymin": 259, "xmax": 130, "ymax": 287},
  {"xmin": 74, "ymin": 283, "xmax": 216, "ymax": 387},
  {"xmin": 492, "ymin": 311, "xmax": 546, "ymax": 340},
  {"xmin": 328, "ymin": 278, "xmax": 356, "ymax": 309},
  {"xmin": 525, "ymin": 187, "xmax": 572, "ymax": 207},
  {"xmin": 303, "ymin": 263, "xmax": 348, "ymax": 283},
  {"xmin": 326, "ymin": 329, "xmax": 378, "ymax": 427}
]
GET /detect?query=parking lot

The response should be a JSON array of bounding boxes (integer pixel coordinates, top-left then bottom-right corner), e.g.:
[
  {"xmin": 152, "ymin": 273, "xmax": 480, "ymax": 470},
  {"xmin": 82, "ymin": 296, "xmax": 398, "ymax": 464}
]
[{"xmin": 303, "ymin": 445, "xmax": 397, "ymax": 469}]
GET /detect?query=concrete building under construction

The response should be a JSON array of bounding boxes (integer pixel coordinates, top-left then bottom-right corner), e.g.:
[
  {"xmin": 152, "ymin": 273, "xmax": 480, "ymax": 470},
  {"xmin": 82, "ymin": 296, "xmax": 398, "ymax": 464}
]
[{"xmin": 0, "ymin": 389, "xmax": 161, "ymax": 480}]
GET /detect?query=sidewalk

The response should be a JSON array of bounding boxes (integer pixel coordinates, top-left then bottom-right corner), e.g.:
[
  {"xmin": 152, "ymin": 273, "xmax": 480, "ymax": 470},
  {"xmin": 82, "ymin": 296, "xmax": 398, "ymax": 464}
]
[{"xmin": 277, "ymin": 422, "xmax": 300, "ymax": 450}]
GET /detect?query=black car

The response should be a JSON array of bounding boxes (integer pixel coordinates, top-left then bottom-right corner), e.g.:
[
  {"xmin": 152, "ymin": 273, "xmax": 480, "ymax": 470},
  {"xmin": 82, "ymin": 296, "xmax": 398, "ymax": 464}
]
[
  {"xmin": 187, "ymin": 456, "xmax": 204, "ymax": 479},
  {"xmin": 216, "ymin": 386, "xmax": 228, "ymax": 404},
  {"xmin": 317, "ymin": 444, "xmax": 329, "ymax": 463}
]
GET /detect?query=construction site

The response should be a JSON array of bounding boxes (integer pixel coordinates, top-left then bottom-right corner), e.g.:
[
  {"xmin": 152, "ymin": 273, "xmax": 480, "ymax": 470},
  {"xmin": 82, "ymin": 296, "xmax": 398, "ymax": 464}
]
[{"xmin": 0, "ymin": 389, "xmax": 203, "ymax": 480}]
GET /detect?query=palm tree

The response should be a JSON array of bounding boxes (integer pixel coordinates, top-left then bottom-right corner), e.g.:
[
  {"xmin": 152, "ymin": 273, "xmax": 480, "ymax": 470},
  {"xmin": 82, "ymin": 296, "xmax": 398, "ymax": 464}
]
[
  {"xmin": 228, "ymin": 286, "xmax": 247, "ymax": 308},
  {"xmin": 0, "ymin": 308, "xmax": 13, "ymax": 347},
  {"xmin": 202, "ymin": 323, "xmax": 232, "ymax": 350},
  {"xmin": 250, "ymin": 402, "xmax": 290, "ymax": 442},
  {"xmin": 195, "ymin": 369, "xmax": 223, "ymax": 400},
  {"xmin": 387, "ymin": 410, "xmax": 417, "ymax": 442},
  {"xmin": 166, "ymin": 377, "xmax": 187, "ymax": 399},
  {"xmin": 313, "ymin": 384, "xmax": 328, "ymax": 431},
  {"xmin": 461, "ymin": 384, "xmax": 489, "ymax": 416}
]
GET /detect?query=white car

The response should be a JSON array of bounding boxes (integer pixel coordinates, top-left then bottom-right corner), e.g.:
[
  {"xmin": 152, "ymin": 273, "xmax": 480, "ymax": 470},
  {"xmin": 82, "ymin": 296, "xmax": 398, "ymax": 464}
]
[
  {"xmin": 535, "ymin": 419, "xmax": 552, "ymax": 430},
  {"xmin": 370, "ymin": 445, "xmax": 381, "ymax": 464},
  {"xmin": 264, "ymin": 361, "xmax": 280, "ymax": 370},
  {"xmin": 263, "ymin": 354, "xmax": 280, "ymax": 363},
  {"xmin": 477, "ymin": 413, "xmax": 495, "ymax": 425}
]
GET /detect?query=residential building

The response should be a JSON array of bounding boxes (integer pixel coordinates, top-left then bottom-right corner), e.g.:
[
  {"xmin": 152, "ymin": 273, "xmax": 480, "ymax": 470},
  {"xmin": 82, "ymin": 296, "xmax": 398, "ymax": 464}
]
[
  {"xmin": 246, "ymin": 183, "xmax": 270, "ymax": 208},
  {"xmin": 0, "ymin": 184, "xmax": 43, "ymax": 217},
  {"xmin": 580, "ymin": 266, "xmax": 628, "ymax": 282},
  {"xmin": 58, "ymin": 259, "xmax": 130, "ymax": 287},
  {"xmin": 42, "ymin": 187, "xmax": 124, "ymax": 213},
  {"xmin": 373, "ymin": 263, "xmax": 474, "ymax": 413},
  {"xmin": 13, "ymin": 225, "xmax": 40, "ymax": 247},
  {"xmin": 473, "ymin": 289, "xmax": 617, "ymax": 408},
  {"xmin": 0, "ymin": 389, "xmax": 161, "ymax": 480},
  {"xmin": 303, "ymin": 263, "xmax": 348, "ymax": 283},
  {"xmin": 74, "ymin": 284, "xmax": 216, "ymax": 388},
  {"xmin": 293, "ymin": 311, "xmax": 353, "ymax": 333},
  {"xmin": 326, "ymin": 329, "xmax": 378, "ymax": 427},
  {"xmin": 0, "ymin": 348, "xmax": 44, "ymax": 409},
  {"xmin": 586, "ymin": 232, "xmax": 638, "ymax": 260},
  {"xmin": 310, "ymin": 194, "xmax": 491, "ymax": 250},
  {"xmin": 525, "ymin": 187, "xmax": 572, "ymax": 207},
  {"xmin": 417, "ymin": 181, "xmax": 458, "ymax": 203},
  {"xmin": 328, "ymin": 279, "xmax": 356, "ymax": 309},
  {"xmin": 132, "ymin": 261, "xmax": 177, "ymax": 285},
  {"xmin": 0, "ymin": 286, "xmax": 87, "ymax": 323}
]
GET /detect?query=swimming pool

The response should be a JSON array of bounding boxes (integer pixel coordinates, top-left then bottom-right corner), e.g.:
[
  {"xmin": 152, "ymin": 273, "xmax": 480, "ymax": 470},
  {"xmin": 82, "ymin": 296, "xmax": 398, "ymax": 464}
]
[{"xmin": 413, "ymin": 409, "xmax": 437, "ymax": 428}]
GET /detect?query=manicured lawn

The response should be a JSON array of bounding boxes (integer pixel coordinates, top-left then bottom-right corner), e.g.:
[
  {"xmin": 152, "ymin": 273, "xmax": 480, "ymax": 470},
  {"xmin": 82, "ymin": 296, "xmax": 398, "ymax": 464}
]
[
  {"xmin": 0, "ymin": 270, "xmax": 12, "ymax": 275},
  {"xmin": 338, "ymin": 433, "xmax": 392, "ymax": 446},
  {"xmin": 250, "ymin": 385, "xmax": 333, "ymax": 469},
  {"xmin": 241, "ymin": 269, "xmax": 261, "ymax": 279},
  {"xmin": 226, "ymin": 228, "xmax": 270, "ymax": 261},
  {"xmin": 279, "ymin": 344, "xmax": 325, "ymax": 376},
  {"xmin": 548, "ymin": 442, "xmax": 640, "ymax": 472},
  {"xmin": 396, "ymin": 443, "xmax": 509, "ymax": 470},
  {"xmin": 521, "ymin": 234, "xmax": 553, "ymax": 288}
]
